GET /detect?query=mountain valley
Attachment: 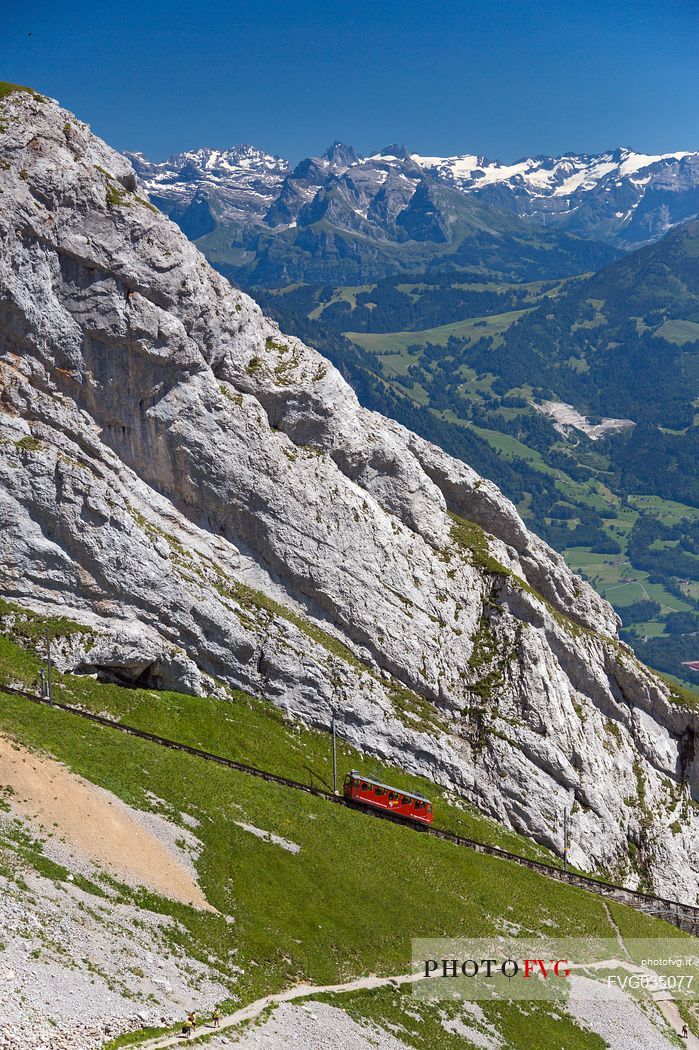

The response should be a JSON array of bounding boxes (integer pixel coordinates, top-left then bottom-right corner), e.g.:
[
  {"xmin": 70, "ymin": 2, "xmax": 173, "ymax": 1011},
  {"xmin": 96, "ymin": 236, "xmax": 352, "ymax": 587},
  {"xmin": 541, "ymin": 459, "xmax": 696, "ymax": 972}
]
[
  {"xmin": 1, "ymin": 79, "xmax": 698, "ymax": 1048},
  {"xmin": 126, "ymin": 134, "xmax": 699, "ymax": 696},
  {"xmin": 253, "ymin": 224, "xmax": 699, "ymax": 696}
]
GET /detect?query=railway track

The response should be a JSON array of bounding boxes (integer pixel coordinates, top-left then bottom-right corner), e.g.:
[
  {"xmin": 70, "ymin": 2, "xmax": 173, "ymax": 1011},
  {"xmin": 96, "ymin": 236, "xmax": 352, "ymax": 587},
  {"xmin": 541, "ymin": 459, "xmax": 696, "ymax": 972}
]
[{"xmin": 2, "ymin": 681, "xmax": 698, "ymax": 936}]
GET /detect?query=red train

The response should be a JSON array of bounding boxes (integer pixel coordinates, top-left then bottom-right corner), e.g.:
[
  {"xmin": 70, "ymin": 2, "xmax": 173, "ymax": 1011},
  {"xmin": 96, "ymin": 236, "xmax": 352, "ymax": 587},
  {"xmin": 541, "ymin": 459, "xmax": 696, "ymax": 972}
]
[{"xmin": 343, "ymin": 770, "xmax": 433, "ymax": 824}]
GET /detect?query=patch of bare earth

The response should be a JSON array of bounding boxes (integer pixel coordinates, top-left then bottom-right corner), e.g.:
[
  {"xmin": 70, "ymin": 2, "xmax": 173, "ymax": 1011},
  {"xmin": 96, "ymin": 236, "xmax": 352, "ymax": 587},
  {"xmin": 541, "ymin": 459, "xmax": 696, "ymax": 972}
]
[
  {"xmin": 532, "ymin": 399, "xmax": 635, "ymax": 440},
  {"xmin": 0, "ymin": 734, "xmax": 214, "ymax": 910}
]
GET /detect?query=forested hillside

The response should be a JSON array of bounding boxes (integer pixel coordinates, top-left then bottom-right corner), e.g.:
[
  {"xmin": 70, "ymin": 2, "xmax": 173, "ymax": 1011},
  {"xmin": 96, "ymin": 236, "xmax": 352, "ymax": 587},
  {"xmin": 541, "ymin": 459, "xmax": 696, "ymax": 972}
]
[{"xmin": 253, "ymin": 227, "xmax": 699, "ymax": 690}]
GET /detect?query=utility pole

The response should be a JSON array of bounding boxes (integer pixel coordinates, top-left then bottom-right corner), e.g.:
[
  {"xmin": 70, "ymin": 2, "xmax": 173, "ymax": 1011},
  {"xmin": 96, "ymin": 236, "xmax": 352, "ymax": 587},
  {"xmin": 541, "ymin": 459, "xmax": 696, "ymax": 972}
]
[
  {"xmin": 563, "ymin": 806, "xmax": 569, "ymax": 872},
  {"xmin": 331, "ymin": 710, "xmax": 337, "ymax": 794},
  {"xmin": 46, "ymin": 634, "xmax": 53, "ymax": 703}
]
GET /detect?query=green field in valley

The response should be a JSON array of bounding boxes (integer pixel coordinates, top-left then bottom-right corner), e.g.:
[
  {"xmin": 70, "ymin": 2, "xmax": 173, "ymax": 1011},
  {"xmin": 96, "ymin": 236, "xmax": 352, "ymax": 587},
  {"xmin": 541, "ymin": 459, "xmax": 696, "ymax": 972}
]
[
  {"xmin": 345, "ymin": 308, "xmax": 528, "ymax": 356},
  {"xmin": 655, "ymin": 318, "xmax": 699, "ymax": 344}
]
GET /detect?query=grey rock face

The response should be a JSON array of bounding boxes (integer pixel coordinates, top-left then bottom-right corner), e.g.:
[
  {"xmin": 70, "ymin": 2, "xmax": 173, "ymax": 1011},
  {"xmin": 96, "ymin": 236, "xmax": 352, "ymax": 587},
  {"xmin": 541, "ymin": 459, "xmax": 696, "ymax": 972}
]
[{"xmin": 0, "ymin": 88, "xmax": 697, "ymax": 900}]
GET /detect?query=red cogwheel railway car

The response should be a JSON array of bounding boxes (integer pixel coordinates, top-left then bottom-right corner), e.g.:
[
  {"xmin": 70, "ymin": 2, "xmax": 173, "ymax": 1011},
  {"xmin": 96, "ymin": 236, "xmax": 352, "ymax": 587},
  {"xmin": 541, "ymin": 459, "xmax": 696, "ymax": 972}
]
[{"xmin": 343, "ymin": 770, "xmax": 433, "ymax": 824}]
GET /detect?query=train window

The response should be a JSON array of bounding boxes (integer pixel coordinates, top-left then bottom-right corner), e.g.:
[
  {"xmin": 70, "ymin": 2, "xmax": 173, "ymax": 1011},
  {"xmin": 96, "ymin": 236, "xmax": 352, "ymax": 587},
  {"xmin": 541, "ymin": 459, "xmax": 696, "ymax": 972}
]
[
  {"xmin": 389, "ymin": 792, "xmax": 397, "ymax": 800},
  {"xmin": 361, "ymin": 782, "xmax": 369, "ymax": 790},
  {"xmin": 401, "ymin": 796, "xmax": 410, "ymax": 804},
  {"xmin": 415, "ymin": 800, "xmax": 424, "ymax": 808},
  {"xmin": 375, "ymin": 787, "xmax": 385, "ymax": 795}
]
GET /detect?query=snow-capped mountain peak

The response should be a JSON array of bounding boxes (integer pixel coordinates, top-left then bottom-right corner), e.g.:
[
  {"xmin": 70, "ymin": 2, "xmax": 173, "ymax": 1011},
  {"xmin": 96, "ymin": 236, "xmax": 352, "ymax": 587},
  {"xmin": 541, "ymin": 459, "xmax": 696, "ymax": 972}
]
[
  {"xmin": 125, "ymin": 145, "xmax": 289, "ymax": 189},
  {"xmin": 411, "ymin": 146, "xmax": 693, "ymax": 196},
  {"xmin": 123, "ymin": 145, "xmax": 290, "ymax": 230},
  {"xmin": 406, "ymin": 145, "xmax": 699, "ymax": 241},
  {"xmin": 164, "ymin": 144, "xmax": 288, "ymax": 175},
  {"xmin": 126, "ymin": 139, "xmax": 699, "ymax": 250}
]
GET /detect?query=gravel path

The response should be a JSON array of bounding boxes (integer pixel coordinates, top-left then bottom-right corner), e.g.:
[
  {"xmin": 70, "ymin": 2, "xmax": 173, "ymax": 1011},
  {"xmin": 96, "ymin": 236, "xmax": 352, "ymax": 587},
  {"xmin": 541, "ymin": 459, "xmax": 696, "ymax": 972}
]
[
  {"xmin": 567, "ymin": 975, "xmax": 678, "ymax": 1049},
  {"xmin": 656, "ymin": 999, "xmax": 699, "ymax": 1050},
  {"xmin": 146, "ymin": 974, "xmax": 686, "ymax": 1050},
  {"xmin": 0, "ymin": 865, "xmax": 229, "ymax": 1049},
  {"xmin": 141, "ymin": 973, "xmax": 422, "ymax": 1049},
  {"xmin": 198, "ymin": 1001, "xmax": 412, "ymax": 1049},
  {"xmin": 140, "ymin": 960, "xmax": 691, "ymax": 1050}
]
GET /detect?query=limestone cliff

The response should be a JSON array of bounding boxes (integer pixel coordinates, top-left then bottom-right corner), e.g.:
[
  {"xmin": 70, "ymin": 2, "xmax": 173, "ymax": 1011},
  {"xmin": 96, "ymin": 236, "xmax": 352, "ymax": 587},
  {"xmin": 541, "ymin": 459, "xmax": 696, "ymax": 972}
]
[{"xmin": 0, "ymin": 85, "xmax": 696, "ymax": 899}]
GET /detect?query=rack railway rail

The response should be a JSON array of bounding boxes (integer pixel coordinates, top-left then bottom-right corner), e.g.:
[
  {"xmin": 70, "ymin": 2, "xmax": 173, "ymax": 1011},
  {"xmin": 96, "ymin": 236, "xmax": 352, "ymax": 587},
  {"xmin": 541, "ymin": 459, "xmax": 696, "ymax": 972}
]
[{"xmin": 1, "ymin": 681, "xmax": 698, "ymax": 936}]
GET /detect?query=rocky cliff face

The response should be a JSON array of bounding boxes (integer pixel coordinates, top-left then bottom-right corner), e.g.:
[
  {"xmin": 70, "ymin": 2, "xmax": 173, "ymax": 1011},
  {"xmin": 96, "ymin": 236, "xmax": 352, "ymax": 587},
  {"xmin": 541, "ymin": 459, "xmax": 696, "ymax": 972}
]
[{"xmin": 0, "ymin": 85, "xmax": 697, "ymax": 901}]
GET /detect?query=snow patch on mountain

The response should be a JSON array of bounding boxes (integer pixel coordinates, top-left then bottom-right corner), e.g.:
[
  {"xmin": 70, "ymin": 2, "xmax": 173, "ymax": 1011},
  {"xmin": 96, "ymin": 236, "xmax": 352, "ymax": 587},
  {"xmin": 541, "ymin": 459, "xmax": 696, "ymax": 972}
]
[
  {"xmin": 127, "ymin": 140, "xmax": 699, "ymax": 249},
  {"xmin": 412, "ymin": 148, "xmax": 693, "ymax": 198}
]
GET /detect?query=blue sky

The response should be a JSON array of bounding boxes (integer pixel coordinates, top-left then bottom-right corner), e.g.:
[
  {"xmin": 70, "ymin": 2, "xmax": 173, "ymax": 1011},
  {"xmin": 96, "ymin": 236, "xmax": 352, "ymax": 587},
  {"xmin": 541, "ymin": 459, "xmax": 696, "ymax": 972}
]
[{"xmin": 2, "ymin": 0, "xmax": 698, "ymax": 162}]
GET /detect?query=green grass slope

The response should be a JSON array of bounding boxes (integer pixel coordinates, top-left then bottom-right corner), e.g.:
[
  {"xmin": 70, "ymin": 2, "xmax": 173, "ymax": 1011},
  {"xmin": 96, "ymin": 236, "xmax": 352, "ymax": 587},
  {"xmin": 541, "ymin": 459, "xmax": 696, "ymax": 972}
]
[
  {"xmin": 346, "ymin": 308, "xmax": 529, "ymax": 356},
  {"xmin": 0, "ymin": 613, "xmax": 697, "ymax": 1047},
  {"xmin": 0, "ymin": 81, "xmax": 44, "ymax": 102}
]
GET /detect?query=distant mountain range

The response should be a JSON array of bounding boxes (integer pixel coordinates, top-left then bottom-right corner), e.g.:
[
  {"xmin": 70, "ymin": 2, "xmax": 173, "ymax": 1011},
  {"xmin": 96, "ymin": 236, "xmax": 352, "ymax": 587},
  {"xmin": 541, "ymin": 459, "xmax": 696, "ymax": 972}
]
[
  {"xmin": 126, "ymin": 142, "xmax": 699, "ymax": 284},
  {"xmin": 414, "ymin": 147, "xmax": 699, "ymax": 245},
  {"xmin": 126, "ymin": 144, "xmax": 290, "ymax": 233}
]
